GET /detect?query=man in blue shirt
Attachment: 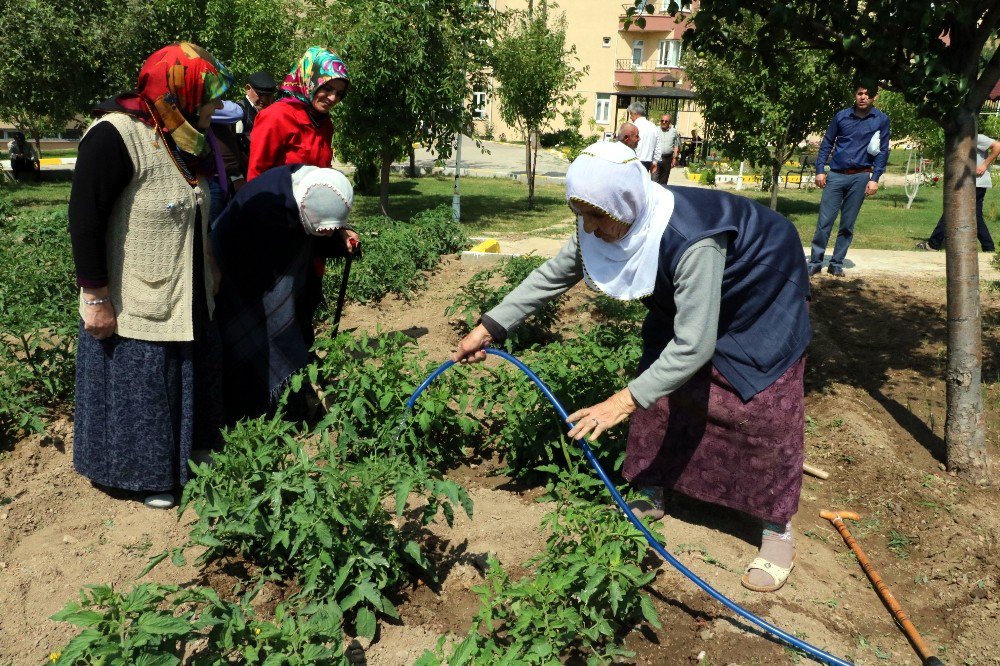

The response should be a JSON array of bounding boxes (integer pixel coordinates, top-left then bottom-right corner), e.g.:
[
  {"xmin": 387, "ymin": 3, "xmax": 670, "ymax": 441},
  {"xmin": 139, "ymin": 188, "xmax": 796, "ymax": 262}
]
[{"xmin": 807, "ymin": 86, "xmax": 891, "ymax": 276}]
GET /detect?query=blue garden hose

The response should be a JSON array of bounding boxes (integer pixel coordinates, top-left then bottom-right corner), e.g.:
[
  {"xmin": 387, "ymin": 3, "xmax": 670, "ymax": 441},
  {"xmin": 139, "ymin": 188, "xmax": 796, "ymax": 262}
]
[{"xmin": 406, "ymin": 348, "xmax": 853, "ymax": 666}]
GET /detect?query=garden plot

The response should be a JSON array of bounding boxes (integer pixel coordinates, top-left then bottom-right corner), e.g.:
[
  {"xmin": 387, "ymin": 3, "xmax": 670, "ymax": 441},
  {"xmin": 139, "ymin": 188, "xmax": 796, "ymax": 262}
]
[{"xmin": 0, "ymin": 203, "xmax": 998, "ymax": 664}]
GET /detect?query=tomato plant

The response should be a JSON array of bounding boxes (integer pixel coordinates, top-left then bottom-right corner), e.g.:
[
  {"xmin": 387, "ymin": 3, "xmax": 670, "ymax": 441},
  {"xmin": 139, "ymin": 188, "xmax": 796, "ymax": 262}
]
[
  {"xmin": 418, "ymin": 471, "xmax": 662, "ymax": 665},
  {"xmin": 50, "ymin": 583, "xmax": 354, "ymax": 665},
  {"xmin": 155, "ymin": 414, "xmax": 473, "ymax": 639},
  {"xmin": 445, "ymin": 254, "xmax": 564, "ymax": 348}
]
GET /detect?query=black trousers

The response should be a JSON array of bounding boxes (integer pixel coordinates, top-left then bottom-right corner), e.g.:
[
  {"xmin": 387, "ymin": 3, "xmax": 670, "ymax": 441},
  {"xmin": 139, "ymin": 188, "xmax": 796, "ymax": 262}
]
[
  {"xmin": 927, "ymin": 187, "xmax": 994, "ymax": 252},
  {"xmin": 654, "ymin": 158, "xmax": 673, "ymax": 185}
]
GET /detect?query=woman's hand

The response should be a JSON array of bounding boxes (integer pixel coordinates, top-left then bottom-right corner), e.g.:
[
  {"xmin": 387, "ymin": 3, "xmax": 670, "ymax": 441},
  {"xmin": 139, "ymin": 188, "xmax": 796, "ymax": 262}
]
[
  {"xmin": 566, "ymin": 388, "xmax": 637, "ymax": 441},
  {"xmin": 81, "ymin": 289, "xmax": 117, "ymax": 340},
  {"xmin": 343, "ymin": 229, "xmax": 360, "ymax": 255},
  {"xmin": 451, "ymin": 323, "xmax": 493, "ymax": 364}
]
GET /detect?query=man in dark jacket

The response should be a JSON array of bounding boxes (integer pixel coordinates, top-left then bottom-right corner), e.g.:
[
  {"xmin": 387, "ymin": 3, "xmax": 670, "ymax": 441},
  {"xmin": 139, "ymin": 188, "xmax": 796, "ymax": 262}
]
[{"xmin": 235, "ymin": 71, "xmax": 278, "ymax": 171}]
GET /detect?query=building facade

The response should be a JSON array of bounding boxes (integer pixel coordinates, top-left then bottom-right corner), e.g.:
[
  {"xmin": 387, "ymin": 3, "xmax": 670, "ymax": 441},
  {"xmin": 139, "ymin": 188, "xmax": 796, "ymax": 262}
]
[{"xmin": 472, "ymin": 0, "xmax": 702, "ymax": 141}]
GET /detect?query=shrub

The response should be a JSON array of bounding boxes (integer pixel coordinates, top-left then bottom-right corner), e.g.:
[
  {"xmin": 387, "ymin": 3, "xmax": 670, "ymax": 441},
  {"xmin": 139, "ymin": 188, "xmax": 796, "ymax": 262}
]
[
  {"xmin": 417, "ymin": 472, "xmax": 661, "ymax": 665},
  {"xmin": 160, "ymin": 414, "xmax": 473, "ymax": 638},
  {"xmin": 479, "ymin": 322, "xmax": 643, "ymax": 482},
  {"xmin": 323, "ymin": 205, "xmax": 469, "ymax": 306},
  {"xmin": 307, "ymin": 330, "xmax": 482, "ymax": 466},
  {"xmin": 50, "ymin": 583, "xmax": 354, "ymax": 664},
  {"xmin": 445, "ymin": 254, "xmax": 563, "ymax": 348},
  {"xmin": 700, "ymin": 168, "xmax": 716, "ymax": 186}
]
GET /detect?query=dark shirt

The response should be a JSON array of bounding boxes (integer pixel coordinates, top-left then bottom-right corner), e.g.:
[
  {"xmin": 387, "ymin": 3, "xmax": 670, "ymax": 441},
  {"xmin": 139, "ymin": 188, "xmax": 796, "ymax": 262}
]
[
  {"xmin": 816, "ymin": 106, "xmax": 890, "ymax": 180},
  {"xmin": 68, "ymin": 122, "xmax": 135, "ymax": 288}
]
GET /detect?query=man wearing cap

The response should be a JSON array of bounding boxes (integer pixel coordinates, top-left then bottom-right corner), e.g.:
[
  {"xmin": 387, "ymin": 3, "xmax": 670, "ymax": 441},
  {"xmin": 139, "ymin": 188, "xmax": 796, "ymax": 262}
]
[
  {"xmin": 806, "ymin": 85, "xmax": 890, "ymax": 277},
  {"xmin": 654, "ymin": 114, "xmax": 681, "ymax": 185},
  {"xmin": 235, "ymin": 71, "xmax": 278, "ymax": 164}
]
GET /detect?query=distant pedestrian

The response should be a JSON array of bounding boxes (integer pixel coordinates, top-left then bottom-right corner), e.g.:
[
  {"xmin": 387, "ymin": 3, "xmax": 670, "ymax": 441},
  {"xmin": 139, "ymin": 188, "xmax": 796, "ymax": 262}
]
[
  {"xmin": 7, "ymin": 131, "xmax": 40, "ymax": 181},
  {"xmin": 616, "ymin": 122, "xmax": 639, "ymax": 152},
  {"xmin": 654, "ymin": 114, "xmax": 681, "ymax": 185},
  {"xmin": 807, "ymin": 85, "xmax": 890, "ymax": 277},
  {"xmin": 627, "ymin": 102, "xmax": 661, "ymax": 172},
  {"xmin": 916, "ymin": 133, "xmax": 1000, "ymax": 253}
]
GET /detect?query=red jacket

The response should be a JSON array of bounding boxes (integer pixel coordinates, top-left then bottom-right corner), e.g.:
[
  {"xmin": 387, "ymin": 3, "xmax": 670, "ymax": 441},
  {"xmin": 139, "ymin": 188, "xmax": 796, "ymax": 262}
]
[{"xmin": 247, "ymin": 99, "xmax": 333, "ymax": 181}]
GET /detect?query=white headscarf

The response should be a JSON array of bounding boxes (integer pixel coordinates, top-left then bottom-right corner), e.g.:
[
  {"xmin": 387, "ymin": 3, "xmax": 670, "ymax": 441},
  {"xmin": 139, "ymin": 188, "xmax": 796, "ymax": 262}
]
[
  {"xmin": 290, "ymin": 166, "xmax": 354, "ymax": 236},
  {"xmin": 566, "ymin": 140, "xmax": 673, "ymax": 300}
]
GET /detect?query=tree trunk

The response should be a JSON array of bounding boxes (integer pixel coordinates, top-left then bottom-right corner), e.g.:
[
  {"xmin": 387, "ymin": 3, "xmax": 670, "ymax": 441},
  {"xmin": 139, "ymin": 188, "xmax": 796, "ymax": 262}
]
[
  {"xmin": 379, "ymin": 151, "xmax": 392, "ymax": 216},
  {"xmin": 527, "ymin": 128, "xmax": 537, "ymax": 209},
  {"xmin": 769, "ymin": 159, "xmax": 781, "ymax": 210},
  {"xmin": 942, "ymin": 109, "xmax": 991, "ymax": 483},
  {"xmin": 408, "ymin": 145, "xmax": 416, "ymax": 178}
]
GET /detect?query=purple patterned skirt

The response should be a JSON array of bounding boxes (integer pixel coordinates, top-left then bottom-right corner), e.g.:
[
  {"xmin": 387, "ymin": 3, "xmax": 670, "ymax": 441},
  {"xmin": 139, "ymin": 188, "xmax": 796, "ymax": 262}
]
[{"xmin": 623, "ymin": 356, "xmax": 805, "ymax": 524}]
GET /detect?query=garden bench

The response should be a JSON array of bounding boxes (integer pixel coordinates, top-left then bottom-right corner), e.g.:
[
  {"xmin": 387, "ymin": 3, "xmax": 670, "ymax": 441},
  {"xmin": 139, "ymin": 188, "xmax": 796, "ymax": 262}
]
[{"xmin": 783, "ymin": 154, "xmax": 815, "ymax": 189}]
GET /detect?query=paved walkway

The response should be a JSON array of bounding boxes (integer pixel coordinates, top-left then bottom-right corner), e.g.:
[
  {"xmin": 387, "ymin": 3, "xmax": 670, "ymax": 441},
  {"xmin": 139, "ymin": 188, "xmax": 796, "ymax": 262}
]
[{"xmin": 468, "ymin": 236, "xmax": 1000, "ymax": 280}]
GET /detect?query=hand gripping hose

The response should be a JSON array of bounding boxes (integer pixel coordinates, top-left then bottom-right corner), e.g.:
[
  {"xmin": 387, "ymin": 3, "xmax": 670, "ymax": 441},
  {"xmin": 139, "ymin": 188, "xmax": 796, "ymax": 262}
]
[{"xmin": 406, "ymin": 348, "xmax": 853, "ymax": 666}]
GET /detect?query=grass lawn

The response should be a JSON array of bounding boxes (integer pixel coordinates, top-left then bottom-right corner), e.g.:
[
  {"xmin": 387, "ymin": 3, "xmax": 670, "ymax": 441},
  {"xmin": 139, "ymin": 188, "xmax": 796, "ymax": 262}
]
[{"xmin": 5, "ymin": 174, "xmax": 1000, "ymax": 252}]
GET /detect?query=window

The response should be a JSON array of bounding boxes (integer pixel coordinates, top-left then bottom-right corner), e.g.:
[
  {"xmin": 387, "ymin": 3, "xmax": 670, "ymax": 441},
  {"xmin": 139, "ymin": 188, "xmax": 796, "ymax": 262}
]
[
  {"xmin": 472, "ymin": 90, "xmax": 488, "ymax": 120},
  {"xmin": 658, "ymin": 39, "xmax": 682, "ymax": 67},
  {"xmin": 631, "ymin": 41, "xmax": 644, "ymax": 67},
  {"xmin": 595, "ymin": 94, "xmax": 611, "ymax": 124}
]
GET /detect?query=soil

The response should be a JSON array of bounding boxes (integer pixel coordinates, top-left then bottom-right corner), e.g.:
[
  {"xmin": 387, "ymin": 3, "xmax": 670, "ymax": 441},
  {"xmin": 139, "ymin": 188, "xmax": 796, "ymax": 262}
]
[{"xmin": 2, "ymin": 256, "xmax": 999, "ymax": 666}]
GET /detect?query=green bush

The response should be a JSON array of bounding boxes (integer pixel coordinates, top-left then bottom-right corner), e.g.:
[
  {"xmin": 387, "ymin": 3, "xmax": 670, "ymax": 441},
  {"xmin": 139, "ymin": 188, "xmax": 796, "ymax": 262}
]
[
  {"xmin": 0, "ymin": 207, "xmax": 77, "ymax": 444},
  {"xmin": 50, "ymin": 583, "xmax": 354, "ymax": 665},
  {"xmin": 307, "ymin": 330, "xmax": 482, "ymax": 466},
  {"xmin": 700, "ymin": 168, "xmax": 717, "ymax": 186},
  {"xmin": 445, "ymin": 254, "xmax": 563, "ymax": 348},
  {"xmin": 161, "ymin": 414, "xmax": 473, "ymax": 639},
  {"xmin": 480, "ymin": 322, "xmax": 643, "ymax": 482},
  {"xmin": 417, "ymin": 473, "xmax": 661, "ymax": 665},
  {"xmin": 323, "ymin": 205, "xmax": 470, "ymax": 307}
]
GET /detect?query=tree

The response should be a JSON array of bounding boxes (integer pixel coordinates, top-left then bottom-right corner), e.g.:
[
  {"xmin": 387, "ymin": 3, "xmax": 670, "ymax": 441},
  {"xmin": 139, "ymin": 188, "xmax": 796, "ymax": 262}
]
[
  {"xmin": 0, "ymin": 0, "xmax": 106, "ymax": 154},
  {"xmin": 490, "ymin": 6, "xmax": 585, "ymax": 208},
  {"xmin": 684, "ymin": 15, "xmax": 849, "ymax": 209},
  {"xmin": 308, "ymin": 0, "xmax": 496, "ymax": 214},
  {"xmin": 655, "ymin": 0, "xmax": 999, "ymax": 482}
]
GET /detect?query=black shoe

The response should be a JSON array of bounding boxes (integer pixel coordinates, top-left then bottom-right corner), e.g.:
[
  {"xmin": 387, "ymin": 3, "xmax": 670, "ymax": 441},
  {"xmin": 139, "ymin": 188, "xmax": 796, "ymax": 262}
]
[
  {"xmin": 828, "ymin": 266, "xmax": 844, "ymax": 277},
  {"xmin": 807, "ymin": 264, "xmax": 823, "ymax": 277}
]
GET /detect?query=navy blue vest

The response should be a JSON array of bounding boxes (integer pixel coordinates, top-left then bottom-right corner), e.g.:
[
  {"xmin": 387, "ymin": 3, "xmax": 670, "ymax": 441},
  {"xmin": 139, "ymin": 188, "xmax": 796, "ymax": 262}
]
[{"xmin": 640, "ymin": 186, "xmax": 812, "ymax": 401}]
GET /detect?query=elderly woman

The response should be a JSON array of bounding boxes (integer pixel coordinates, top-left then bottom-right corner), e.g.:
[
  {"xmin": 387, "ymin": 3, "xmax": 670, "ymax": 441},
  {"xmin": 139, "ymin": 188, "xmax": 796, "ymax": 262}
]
[
  {"xmin": 453, "ymin": 141, "xmax": 812, "ymax": 593},
  {"xmin": 68, "ymin": 43, "xmax": 233, "ymax": 509},
  {"xmin": 211, "ymin": 165, "xmax": 359, "ymax": 423},
  {"xmin": 246, "ymin": 47, "xmax": 349, "ymax": 181}
]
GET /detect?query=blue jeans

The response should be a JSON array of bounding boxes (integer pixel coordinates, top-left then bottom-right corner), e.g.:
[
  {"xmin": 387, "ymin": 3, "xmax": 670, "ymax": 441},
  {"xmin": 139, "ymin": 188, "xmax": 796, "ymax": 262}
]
[
  {"xmin": 808, "ymin": 171, "xmax": 869, "ymax": 269},
  {"xmin": 927, "ymin": 187, "xmax": 993, "ymax": 252}
]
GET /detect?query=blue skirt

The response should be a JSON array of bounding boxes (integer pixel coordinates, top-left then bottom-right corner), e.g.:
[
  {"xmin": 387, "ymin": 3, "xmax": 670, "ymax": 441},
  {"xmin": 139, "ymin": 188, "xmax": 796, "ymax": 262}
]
[{"xmin": 72, "ymin": 318, "xmax": 223, "ymax": 493}]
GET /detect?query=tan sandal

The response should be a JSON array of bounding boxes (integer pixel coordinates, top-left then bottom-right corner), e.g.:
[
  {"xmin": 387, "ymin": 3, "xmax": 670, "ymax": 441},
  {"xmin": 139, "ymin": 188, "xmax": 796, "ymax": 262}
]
[{"xmin": 741, "ymin": 554, "xmax": 795, "ymax": 592}]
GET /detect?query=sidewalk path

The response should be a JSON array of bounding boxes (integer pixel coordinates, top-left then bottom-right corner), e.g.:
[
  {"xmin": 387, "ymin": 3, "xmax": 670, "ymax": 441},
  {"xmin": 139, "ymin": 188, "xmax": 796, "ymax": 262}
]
[{"xmin": 473, "ymin": 236, "xmax": 1000, "ymax": 280}]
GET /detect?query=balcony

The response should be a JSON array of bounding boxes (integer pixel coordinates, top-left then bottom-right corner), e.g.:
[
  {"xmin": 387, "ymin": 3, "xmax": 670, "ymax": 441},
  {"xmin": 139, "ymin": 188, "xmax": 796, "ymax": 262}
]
[
  {"xmin": 615, "ymin": 59, "xmax": 683, "ymax": 87},
  {"xmin": 619, "ymin": 3, "xmax": 689, "ymax": 32}
]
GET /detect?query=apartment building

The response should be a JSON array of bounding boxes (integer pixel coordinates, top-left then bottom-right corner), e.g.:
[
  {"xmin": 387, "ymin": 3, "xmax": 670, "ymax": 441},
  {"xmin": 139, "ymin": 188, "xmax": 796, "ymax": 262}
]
[{"xmin": 473, "ymin": 0, "xmax": 702, "ymax": 141}]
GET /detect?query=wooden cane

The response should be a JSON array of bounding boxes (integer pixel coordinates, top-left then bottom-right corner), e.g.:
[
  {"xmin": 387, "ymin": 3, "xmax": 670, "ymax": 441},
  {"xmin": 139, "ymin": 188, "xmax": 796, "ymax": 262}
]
[{"xmin": 820, "ymin": 510, "xmax": 944, "ymax": 666}]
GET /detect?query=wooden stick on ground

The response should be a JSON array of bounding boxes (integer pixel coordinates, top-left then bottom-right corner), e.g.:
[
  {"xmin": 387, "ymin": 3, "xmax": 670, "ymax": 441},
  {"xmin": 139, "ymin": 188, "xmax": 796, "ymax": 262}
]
[{"xmin": 820, "ymin": 510, "xmax": 944, "ymax": 666}]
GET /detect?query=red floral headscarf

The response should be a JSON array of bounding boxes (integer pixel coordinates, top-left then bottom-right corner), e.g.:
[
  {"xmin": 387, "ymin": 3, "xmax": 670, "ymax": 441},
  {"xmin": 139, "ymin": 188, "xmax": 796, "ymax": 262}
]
[{"xmin": 116, "ymin": 42, "xmax": 233, "ymax": 157}]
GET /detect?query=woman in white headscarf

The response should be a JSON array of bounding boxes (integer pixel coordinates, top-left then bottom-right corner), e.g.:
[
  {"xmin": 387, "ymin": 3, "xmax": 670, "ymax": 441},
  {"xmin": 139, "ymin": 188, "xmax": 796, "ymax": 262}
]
[
  {"xmin": 453, "ymin": 140, "xmax": 812, "ymax": 593},
  {"xmin": 211, "ymin": 164, "xmax": 359, "ymax": 422}
]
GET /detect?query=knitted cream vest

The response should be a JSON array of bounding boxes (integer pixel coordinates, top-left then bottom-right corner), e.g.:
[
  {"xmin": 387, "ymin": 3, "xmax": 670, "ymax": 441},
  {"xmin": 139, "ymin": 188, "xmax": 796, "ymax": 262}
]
[{"xmin": 78, "ymin": 113, "xmax": 214, "ymax": 342}]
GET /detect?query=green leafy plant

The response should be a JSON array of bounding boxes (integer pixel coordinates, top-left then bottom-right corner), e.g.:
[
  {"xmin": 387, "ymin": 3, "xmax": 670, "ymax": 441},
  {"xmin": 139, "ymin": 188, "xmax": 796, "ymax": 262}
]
[
  {"xmin": 306, "ymin": 330, "xmax": 482, "ymax": 466},
  {"xmin": 322, "ymin": 206, "xmax": 469, "ymax": 307},
  {"xmin": 445, "ymin": 254, "xmax": 563, "ymax": 348},
  {"xmin": 154, "ymin": 414, "xmax": 473, "ymax": 638},
  {"xmin": 418, "ymin": 473, "xmax": 661, "ymax": 665},
  {"xmin": 479, "ymin": 322, "xmax": 643, "ymax": 481},
  {"xmin": 49, "ymin": 583, "xmax": 353, "ymax": 665}
]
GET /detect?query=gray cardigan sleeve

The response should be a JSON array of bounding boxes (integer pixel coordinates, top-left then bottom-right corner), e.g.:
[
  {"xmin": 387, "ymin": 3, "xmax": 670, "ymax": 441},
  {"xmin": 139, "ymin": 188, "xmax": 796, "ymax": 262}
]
[
  {"xmin": 627, "ymin": 233, "xmax": 727, "ymax": 408},
  {"xmin": 482, "ymin": 232, "xmax": 584, "ymax": 339}
]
